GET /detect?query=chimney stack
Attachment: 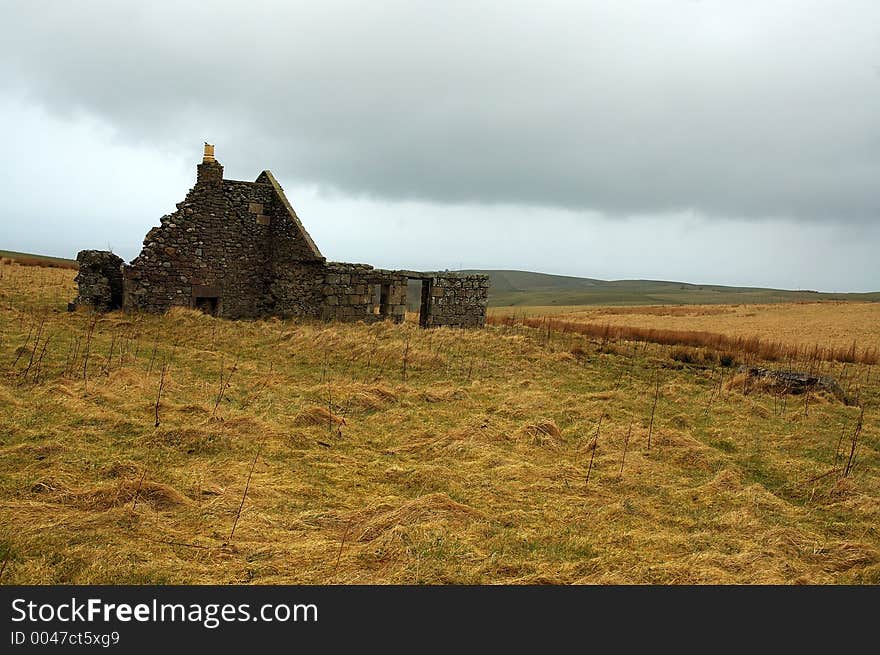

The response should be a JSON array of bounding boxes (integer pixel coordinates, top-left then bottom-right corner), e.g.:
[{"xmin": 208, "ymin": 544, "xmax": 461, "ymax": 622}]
[{"xmin": 196, "ymin": 142, "xmax": 223, "ymax": 185}]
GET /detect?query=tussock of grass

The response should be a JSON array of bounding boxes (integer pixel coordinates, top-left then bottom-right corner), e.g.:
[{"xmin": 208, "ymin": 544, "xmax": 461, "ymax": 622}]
[
  {"xmin": 144, "ymin": 427, "xmax": 226, "ymax": 454},
  {"xmin": 422, "ymin": 386, "xmax": 467, "ymax": 403},
  {"xmin": 293, "ymin": 406, "xmax": 345, "ymax": 426},
  {"xmin": 65, "ymin": 480, "xmax": 192, "ymax": 511},
  {"xmin": 349, "ymin": 493, "xmax": 485, "ymax": 542},
  {"xmin": 521, "ymin": 420, "xmax": 563, "ymax": 446},
  {"xmin": 2, "ymin": 441, "xmax": 67, "ymax": 458}
]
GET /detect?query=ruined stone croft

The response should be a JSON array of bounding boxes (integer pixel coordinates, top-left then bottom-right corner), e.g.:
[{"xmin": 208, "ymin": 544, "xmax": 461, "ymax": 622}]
[{"xmin": 71, "ymin": 145, "xmax": 489, "ymax": 327}]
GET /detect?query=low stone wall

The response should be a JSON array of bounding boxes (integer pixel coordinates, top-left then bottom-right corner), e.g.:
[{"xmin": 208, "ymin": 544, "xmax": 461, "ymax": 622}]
[
  {"xmin": 75, "ymin": 249, "xmax": 488, "ymax": 327},
  {"xmin": 71, "ymin": 250, "xmax": 124, "ymax": 312},
  {"xmin": 320, "ymin": 263, "xmax": 407, "ymax": 323},
  {"xmin": 424, "ymin": 274, "xmax": 489, "ymax": 328}
]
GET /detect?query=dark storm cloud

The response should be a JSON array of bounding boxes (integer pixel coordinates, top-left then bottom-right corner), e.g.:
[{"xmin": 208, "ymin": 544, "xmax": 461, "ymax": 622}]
[{"xmin": 1, "ymin": 0, "xmax": 879, "ymax": 221}]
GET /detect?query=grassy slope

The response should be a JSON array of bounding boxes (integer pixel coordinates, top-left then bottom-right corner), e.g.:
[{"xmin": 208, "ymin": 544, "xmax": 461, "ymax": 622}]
[
  {"xmin": 464, "ymin": 270, "xmax": 880, "ymax": 307},
  {"xmin": 0, "ymin": 250, "xmax": 77, "ymax": 268},
  {"xmin": 0, "ymin": 263, "xmax": 878, "ymax": 584}
]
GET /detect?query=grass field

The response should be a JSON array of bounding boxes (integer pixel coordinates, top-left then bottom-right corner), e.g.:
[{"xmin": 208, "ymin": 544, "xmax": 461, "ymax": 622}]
[
  {"xmin": 490, "ymin": 302, "xmax": 880, "ymax": 366},
  {"xmin": 500, "ymin": 303, "xmax": 880, "ymax": 354},
  {"xmin": 0, "ymin": 262, "xmax": 878, "ymax": 584}
]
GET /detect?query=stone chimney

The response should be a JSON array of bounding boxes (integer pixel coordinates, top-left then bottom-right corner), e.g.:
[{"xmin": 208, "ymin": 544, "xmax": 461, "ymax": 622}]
[{"xmin": 196, "ymin": 142, "xmax": 223, "ymax": 185}]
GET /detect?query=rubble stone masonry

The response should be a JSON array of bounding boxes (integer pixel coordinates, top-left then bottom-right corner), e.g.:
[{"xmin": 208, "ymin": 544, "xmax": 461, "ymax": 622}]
[
  {"xmin": 70, "ymin": 250, "xmax": 125, "ymax": 312},
  {"xmin": 74, "ymin": 147, "xmax": 488, "ymax": 328}
]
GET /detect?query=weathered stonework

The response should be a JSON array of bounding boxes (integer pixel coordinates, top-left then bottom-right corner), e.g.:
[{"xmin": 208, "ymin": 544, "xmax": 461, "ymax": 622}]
[
  {"xmin": 422, "ymin": 274, "xmax": 490, "ymax": 328},
  {"xmin": 737, "ymin": 366, "xmax": 854, "ymax": 405},
  {"xmin": 320, "ymin": 263, "xmax": 408, "ymax": 323},
  {"xmin": 70, "ymin": 250, "xmax": 125, "ymax": 312},
  {"xmin": 74, "ymin": 146, "xmax": 489, "ymax": 328},
  {"xmin": 122, "ymin": 158, "xmax": 324, "ymax": 318}
]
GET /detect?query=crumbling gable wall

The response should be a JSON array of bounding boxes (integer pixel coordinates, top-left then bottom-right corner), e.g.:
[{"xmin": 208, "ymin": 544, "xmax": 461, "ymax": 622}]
[
  {"xmin": 71, "ymin": 250, "xmax": 124, "ymax": 312},
  {"xmin": 123, "ymin": 157, "xmax": 325, "ymax": 319},
  {"xmin": 258, "ymin": 171, "xmax": 327, "ymax": 318}
]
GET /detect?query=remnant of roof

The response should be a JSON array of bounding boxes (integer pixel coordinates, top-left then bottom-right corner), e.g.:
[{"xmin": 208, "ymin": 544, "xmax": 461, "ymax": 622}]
[{"xmin": 256, "ymin": 170, "xmax": 323, "ymax": 261}]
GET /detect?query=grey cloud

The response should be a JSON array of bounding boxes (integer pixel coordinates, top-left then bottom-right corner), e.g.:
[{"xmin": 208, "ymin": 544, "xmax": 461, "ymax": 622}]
[
  {"xmin": 1, "ymin": 92, "xmax": 878, "ymax": 293},
  {"xmin": 2, "ymin": 0, "xmax": 880, "ymax": 222}
]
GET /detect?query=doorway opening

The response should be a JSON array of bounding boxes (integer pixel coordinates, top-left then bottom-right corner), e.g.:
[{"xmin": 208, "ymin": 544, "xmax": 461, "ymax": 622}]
[
  {"xmin": 192, "ymin": 285, "xmax": 222, "ymax": 316},
  {"xmin": 371, "ymin": 284, "xmax": 391, "ymax": 316},
  {"xmin": 194, "ymin": 296, "xmax": 219, "ymax": 316}
]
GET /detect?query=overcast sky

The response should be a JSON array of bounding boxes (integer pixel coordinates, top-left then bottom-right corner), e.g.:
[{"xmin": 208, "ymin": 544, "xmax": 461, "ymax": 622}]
[{"xmin": 1, "ymin": 1, "xmax": 879, "ymax": 291}]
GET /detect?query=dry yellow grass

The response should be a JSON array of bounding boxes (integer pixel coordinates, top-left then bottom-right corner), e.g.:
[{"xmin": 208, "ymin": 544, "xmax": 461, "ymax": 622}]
[
  {"xmin": 0, "ymin": 262, "xmax": 878, "ymax": 584},
  {"xmin": 498, "ymin": 302, "xmax": 880, "ymax": 354}
]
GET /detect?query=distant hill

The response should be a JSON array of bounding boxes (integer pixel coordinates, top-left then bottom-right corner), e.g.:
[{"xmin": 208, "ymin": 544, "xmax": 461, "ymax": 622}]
[
  {"xmin": 459, "ymin": 270, "xmax": 880, "ymax": 307},
  {"xmin": 0, "ymin": 249, "xmax": 77, "ymax": 270}
]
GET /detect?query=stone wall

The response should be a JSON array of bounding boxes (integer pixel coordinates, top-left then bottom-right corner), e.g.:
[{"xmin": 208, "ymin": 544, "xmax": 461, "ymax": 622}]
[
  {"xmin": 423, "ymin": 274, "xmax": 489, "ymax": 328},
  {"xmin": 268, "ymin": 261, "xmax": 325, "ymax": 319},
  {"xmin": 74, "ymin": 149, "xmax": 489, "ymax": 329},
  {"xmin": 71, "ymin": 250, "xmax": 124, "ymax": 312},
  {"xmin": 320, "ymin": 263, "xmax": 408, "ymax": 323},
  {"xmin": 122, "ymin": 159, "xmax": 325, "ymax": 319}
]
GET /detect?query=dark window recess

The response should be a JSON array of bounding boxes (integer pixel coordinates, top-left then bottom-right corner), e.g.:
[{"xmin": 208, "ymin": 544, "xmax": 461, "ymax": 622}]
[
  {"xmin": 194, "ymin": 296, "xmax": 219, "ymax": 316},
  {"xmin": 372, "ymin": 284, "xmax": 382, "ymax": 315},
  {"xmin": 379, "ymin": 284, "xmax": 391, "ymax": 316},
  {"xmin": 419, "ymin": 280, "xmax": 432, "ymax": 328}
]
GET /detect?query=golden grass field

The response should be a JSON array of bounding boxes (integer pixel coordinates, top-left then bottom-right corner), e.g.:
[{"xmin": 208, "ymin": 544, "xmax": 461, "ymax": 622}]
[
  {"xmin": 0, "ymin": 262, "xmax": 878, "ymax": 584},
  {"xmin": 492, "ymin": 302, "xmax": 880, "ymax": 354}
]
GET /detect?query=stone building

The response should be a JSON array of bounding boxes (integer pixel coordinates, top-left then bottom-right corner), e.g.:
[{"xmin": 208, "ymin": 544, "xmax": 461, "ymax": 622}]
[{"xmin": 72, "ymin": 145, "xmax": 489, "ymax": 328}]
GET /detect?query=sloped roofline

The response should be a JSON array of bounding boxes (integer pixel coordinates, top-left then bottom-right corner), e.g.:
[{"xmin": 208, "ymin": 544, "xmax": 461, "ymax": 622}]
[{"xmin": 256, "ymin": 170, "xmax": 324, "ymax": 261}]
